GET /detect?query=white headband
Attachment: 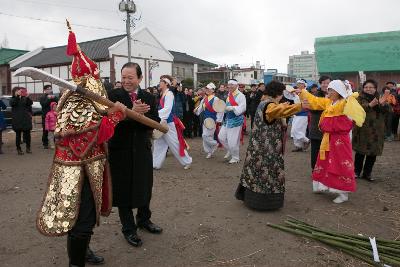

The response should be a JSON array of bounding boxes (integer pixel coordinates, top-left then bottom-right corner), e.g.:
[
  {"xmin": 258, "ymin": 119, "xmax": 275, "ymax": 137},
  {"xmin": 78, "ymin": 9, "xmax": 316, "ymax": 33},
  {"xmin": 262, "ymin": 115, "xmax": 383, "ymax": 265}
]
[
  {"xmin": 227, "ymin": 80, "xmax": 238, "ymax": 85},
  {"xmin": 161, "ymin": 78, "xmax": 171, "ymax": 86},
  {"xmin": 206, "ymin": 82, "xmax": 216, "ymax": 90},
  {"xmin": 296, "ymin": 80, "xmax": 307, "ymax": 85}
]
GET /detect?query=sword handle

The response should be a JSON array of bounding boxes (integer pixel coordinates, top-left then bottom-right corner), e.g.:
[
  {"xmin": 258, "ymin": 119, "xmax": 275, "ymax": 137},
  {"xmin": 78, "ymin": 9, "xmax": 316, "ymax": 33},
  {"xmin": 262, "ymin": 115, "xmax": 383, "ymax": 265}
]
[{"xmin": 76, "ymin": 86, "xmax": 168, "ymax": 133}]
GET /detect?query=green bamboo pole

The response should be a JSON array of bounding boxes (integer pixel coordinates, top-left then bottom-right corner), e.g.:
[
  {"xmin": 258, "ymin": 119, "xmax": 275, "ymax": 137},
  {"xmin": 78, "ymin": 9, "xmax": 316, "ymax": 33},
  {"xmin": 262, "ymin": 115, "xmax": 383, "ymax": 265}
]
[
  {"xmin": 267, "ymin": 224, "xmax": 376, "ymax": 265},
  {"xmin": 340, "ymin": 247, "xmax": 384, "ymax": 267},
  {"xmin": 313, "ymin": 232, "xmax": 400, "ymax": 255},
  {"xmin": 284, "ymin": 221, "xmax": 363, "ymax": 243},
  {"xmin": 268, "ymin": 223, "xmax": 400, "ymax": 266},
  {"xmin": 286, "ymin": 217, "xmax": 400, "ymax": 248},
  {"xmin": 355, "ymin": 245, "xmax": 400, "ymax": 266}
]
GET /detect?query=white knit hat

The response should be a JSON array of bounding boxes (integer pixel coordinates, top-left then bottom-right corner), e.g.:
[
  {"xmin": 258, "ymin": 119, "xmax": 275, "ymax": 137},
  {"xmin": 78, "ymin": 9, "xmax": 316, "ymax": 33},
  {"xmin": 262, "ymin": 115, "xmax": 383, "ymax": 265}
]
[{"xmin": 328, "ymin": 80, "xmax": 348, "ymax": 98}]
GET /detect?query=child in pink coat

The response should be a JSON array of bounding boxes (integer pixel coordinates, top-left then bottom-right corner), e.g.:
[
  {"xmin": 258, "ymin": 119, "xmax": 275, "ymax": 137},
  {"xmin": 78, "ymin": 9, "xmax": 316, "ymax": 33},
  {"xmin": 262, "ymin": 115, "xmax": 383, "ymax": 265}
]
[{"xmin": 45, "ymin": 102, "xmax": 57, "ymax": 148}]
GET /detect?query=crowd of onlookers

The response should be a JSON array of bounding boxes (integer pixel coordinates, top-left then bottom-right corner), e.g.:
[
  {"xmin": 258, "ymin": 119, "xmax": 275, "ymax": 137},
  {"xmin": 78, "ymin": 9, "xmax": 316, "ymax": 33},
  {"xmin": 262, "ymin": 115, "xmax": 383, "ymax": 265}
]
[{"xmin": 1, "ymin": 77, "xmax": 399, "ymax": 166}]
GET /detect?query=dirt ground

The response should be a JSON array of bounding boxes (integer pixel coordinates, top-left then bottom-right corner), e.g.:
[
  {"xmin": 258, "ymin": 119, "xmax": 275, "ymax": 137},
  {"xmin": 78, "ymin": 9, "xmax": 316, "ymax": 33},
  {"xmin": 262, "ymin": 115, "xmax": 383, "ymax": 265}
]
[{"xmin": 0, "ymin": 127, "xmax": 399, "ymax": 267}]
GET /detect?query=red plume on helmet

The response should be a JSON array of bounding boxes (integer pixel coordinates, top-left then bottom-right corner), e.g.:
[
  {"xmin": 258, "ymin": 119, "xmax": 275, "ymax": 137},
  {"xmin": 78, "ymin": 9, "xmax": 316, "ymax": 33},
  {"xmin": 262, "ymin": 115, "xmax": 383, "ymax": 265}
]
[{"xmin": 66, "ymin": 19, "xmax": 99, "ymax": 80}]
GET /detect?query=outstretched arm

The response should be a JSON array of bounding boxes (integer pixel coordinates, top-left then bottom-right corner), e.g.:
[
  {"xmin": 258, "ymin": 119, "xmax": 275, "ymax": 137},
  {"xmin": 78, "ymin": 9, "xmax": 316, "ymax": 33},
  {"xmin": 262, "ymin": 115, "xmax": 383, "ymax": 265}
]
[
  {"xmin": 299, "ymin": 89, "xmax": 330, "ymax": 110},
  {"xmin": 265, "ymin": 102, "xmax": 302, "ymax": 122}
]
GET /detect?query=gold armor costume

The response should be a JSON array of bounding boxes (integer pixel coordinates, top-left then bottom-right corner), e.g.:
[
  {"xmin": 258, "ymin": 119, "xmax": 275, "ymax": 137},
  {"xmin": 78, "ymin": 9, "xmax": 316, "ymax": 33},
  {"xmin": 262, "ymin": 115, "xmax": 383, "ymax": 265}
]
[{"xmin": 36, "ymin": 23, "xmax": 123, "ymax": 237}]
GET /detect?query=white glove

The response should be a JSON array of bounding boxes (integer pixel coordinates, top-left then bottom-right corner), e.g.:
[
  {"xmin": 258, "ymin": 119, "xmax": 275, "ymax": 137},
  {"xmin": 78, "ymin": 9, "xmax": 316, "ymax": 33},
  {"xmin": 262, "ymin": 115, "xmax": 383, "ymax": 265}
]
[{"xmin": 225, "ymin": 106, "xmax": 235, "ymax": 112}]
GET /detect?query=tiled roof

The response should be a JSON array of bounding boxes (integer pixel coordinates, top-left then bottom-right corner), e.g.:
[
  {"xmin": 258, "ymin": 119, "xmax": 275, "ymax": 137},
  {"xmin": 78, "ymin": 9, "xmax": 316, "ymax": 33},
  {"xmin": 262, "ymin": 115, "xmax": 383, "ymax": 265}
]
[
  {"xmin": 10, "ymin": 34, "xmax": 217, "ymax": 70},
  {"xmin": 0, "ymin": 48, "xmax": 28, "ymax": 65},
  {"xmin": 11, "ymin": 35, "xmax": 126, "ymax": 70},
  {"xmin": 169, "ymin": 50, "xmax": 217, "ymax": 67}
]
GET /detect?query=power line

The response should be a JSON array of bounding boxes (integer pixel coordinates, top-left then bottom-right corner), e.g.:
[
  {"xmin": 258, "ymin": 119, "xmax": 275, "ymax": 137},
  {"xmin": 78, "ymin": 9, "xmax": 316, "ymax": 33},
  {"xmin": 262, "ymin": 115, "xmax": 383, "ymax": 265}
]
[
  {"xmin": 12, "ymin": 0, "xmax": 117, "ymax": 14},
  {"xmin": 0, "ymin": 12, "xmax": 124, "ymax": 33}
]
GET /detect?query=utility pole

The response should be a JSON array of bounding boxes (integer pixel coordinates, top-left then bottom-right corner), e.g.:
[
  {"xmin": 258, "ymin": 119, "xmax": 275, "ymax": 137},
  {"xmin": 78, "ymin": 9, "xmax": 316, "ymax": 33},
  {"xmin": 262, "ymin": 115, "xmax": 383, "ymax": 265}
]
[{"xmin": 119, "ymin": 0, "xmax": 136, "ymax": 62}]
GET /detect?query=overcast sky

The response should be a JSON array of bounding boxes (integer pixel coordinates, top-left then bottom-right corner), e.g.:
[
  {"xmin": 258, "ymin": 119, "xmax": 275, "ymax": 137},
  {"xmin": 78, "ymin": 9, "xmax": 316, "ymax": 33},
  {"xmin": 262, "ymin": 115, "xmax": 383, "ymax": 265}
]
[{"xmin": 1, "ymin": 0, "xmax": 400, "ymax": 72}]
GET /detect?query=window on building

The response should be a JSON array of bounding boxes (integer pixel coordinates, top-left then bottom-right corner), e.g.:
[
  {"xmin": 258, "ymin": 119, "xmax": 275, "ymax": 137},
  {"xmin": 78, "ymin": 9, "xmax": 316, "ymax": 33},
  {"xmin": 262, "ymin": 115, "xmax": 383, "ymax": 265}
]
[{"xmin": 175, "ymin": 67, "xmax": 179, "ymax": 76}]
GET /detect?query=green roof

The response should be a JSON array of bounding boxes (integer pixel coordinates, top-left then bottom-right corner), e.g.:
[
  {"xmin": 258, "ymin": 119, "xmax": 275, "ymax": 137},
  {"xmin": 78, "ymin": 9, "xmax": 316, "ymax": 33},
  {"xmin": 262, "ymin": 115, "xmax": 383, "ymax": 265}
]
[
  {"xmin": 0, "ymin": 48, "xmax": 28, "ymax": 65},
  {"xmin": 315, "ymin": 31, "xmax": 400, "ymax": 73}
]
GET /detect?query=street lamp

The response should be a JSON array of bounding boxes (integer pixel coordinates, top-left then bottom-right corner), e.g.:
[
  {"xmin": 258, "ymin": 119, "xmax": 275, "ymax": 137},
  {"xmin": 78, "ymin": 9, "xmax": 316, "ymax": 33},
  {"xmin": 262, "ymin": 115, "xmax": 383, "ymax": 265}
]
[{"xmin": 119, "ymin": 0, "xmax": 136, "ymax": 62}]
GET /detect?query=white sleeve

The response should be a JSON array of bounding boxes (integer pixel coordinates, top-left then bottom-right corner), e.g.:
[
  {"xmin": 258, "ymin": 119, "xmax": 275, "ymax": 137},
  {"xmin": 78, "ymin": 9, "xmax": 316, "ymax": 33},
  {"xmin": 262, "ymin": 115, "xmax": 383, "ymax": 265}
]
[
  {"xmin": 232, "ymin": 93, "xmax": 247, "ymax": 116},
  {"xmin": 216, "ymin": 112, "xmax": 224, "ymax": 122},
  {"xmin": 195, "ymin": 99, "xmax": 204, "ymax": 115},
  {"xmin": 158, "ymin": 91, "xmax": 174, "ymax": 120}
]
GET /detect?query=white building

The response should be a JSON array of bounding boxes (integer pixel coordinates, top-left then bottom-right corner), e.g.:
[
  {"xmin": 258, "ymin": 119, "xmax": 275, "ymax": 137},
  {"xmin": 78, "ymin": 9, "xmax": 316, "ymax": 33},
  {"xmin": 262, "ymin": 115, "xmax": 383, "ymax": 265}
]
[
  {"xmin": 10, "ymin": 27, "xmax": 215, "ymax": 94},
  {"xmin": 287, "ymin": 51, "xmax": 318, "ymax": 81},
  {"xmin": 197, "ymin": 61, "xmax": 264, "ymax": 85}
]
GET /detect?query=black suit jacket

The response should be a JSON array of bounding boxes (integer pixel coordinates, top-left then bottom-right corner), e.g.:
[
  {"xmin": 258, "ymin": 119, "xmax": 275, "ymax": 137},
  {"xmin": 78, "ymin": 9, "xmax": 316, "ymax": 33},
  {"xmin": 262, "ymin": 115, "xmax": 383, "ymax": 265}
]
[{"xmin": 107, "ymin": 87, "xmax": 160, "ymax": 207}]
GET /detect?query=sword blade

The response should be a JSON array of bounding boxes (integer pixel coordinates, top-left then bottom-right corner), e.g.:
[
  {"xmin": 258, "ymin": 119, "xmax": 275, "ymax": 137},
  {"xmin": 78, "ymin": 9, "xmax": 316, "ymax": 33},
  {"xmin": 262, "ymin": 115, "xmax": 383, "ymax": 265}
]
[{"xmin": 13, "ymin": 67, "xmax": 77, "ymax": 91}]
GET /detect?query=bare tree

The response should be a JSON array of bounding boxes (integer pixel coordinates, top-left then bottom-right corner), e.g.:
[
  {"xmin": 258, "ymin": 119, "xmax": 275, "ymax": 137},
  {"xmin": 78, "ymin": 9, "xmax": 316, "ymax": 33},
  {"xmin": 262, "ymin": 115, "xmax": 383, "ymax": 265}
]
[{"xmin": 0, "ymin": 35, "xmax": 9, "ymax": 48}]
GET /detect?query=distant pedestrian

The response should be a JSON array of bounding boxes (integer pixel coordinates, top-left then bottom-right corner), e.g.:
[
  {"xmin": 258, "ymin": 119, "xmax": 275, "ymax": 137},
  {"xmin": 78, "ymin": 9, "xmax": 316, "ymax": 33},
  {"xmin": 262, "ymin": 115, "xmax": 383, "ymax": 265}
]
[
  {"xmin": 45, "ymin": 102, "xmax": 57, "ymax": 149},
  {"xmin": 39, "ymin": 85, "xmax": 58, "ymax": 149},
  {"xmin": 183, "ymin": 88, "xmax": 194, "ymax": 138},
  {"xmin": 103, "ymin": 77, "xmax": 113, "ymax": 94},
  {"xmin": 10, "ymin": 87, "xmax": 33, "ymax": 155},
  {"xmin": 310, "ymin": 84, "xmax": 319, "ymax": 95},
  {"xmin": 0, "ymin": 99, "xmax": 7, "ymax": 154},
  {"xmin": 247, "ymin": 84, "xmax": 258, "ymax": 129},
  {"xmin": 193, "ymin": 88, "xmax": 205, "ymax": 137},
  {"xmin": 291, "ymin": 79, "xmax": 310, "ymax": 152},
  {"xmin": 216, "ymin": 84, "xmax": 228, "ymax": 101},
  {"xmin": 114, "ymin": 81, "xmax": 122, "ymax": 89}
]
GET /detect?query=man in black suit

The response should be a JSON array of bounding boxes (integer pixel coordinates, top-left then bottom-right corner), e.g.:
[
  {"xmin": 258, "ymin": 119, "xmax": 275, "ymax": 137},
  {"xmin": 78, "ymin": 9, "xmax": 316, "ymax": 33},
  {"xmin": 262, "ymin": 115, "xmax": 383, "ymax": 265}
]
[{"xmin": 108, "ymin": 62, "xmax": 162, "ymax": 247}]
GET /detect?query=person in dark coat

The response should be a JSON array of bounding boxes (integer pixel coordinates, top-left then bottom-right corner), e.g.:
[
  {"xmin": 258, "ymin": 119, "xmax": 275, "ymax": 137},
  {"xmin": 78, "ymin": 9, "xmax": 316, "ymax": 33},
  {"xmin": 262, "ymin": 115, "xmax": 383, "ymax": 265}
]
[
  {"xmin": 309, "ymin": 75, "xmax": 331, "ymax": 169},
  {"xmin": 10, "ymin": 87, "xmax": 33, "ymax": 155},
  {"xmin": 0, "ymin": 99, "xmax": 7, "ymax": 154},
  {"xmin": 39, "ymin": 84, "xmax": 58, "ymax": 149},
  {"xmin": 247, "ymin": 84, "xmax": 259, "ymax": 128},
  {"xmin": 183, "ymin": 88, "xmax": 195, "ymax": 138},
  {"xmin": 352, "ymin": 79, "xmax": 390, "ymax": 181},
  {"xmin": 108, "ymin": 62, "xmax": 162, "ymax": 248}
]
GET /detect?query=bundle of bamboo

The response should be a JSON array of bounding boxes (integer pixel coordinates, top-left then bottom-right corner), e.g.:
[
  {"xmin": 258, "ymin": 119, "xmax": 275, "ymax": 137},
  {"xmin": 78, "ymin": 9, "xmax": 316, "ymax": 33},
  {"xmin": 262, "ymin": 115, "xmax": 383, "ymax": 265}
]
[{"xmin": 268, "ymin": 217, "xmax": 400, "ymax": 267}]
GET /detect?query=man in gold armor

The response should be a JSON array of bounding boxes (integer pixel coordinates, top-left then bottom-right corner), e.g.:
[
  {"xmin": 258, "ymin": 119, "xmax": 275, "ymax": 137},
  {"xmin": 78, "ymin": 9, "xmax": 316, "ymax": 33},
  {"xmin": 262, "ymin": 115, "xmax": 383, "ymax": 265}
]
[{"xmin": 36, "ymin": 22, "xmax": 126, "ymax": 267}]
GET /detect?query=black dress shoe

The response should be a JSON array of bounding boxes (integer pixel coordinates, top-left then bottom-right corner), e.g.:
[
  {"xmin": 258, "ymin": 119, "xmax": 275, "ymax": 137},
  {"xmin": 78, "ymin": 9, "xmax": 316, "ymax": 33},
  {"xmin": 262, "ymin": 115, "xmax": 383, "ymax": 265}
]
[
  {"xmin": 363, "ymin": 175, "xmax": 375, "ymax": 182},
  {"xmin": 124, "ymin": 234, "xmax": 143, "ymax": 247},
  {"xmin": 138, "ymin": 221, "xmax": 163, "ymax": 234},
  {"xmin": 85, "ymin": 247, "xmax": 104, "ymax": 265}
]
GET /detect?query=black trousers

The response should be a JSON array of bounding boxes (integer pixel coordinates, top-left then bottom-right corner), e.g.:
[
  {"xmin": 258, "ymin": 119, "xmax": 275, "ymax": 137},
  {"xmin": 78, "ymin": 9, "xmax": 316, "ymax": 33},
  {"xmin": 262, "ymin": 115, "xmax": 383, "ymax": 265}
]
[
  {"xmin": 193, "ymin": 116, "xmax": 200, "ymax": 137},
  {"xmin": 354, "ymin": 152, "xmax": 377, "ymax": 177},
  {"xmin": 250, "ymin": 113, "xmax": 256, "ymax": 129},
  {"xmin": 118, "ymin": 205, "xmax": 151, "ymax": 236},
  {"xmin": 42, "ymin": 117, "xmax": 48, "ymax": 146},
  {"xmin": 310, "ymin": 139, "xmax": 322, "ymax": 170},
  {"xmin": 15, "ymin": 130, "xmax": 31, "ymax": 150},
  {"xmin": 392, "ymin": 113, "xmax": 400, "ymax": 136},
  {"xmin": 69, "ymin": 176, "xmax": 96, "ymax": 238},
  {"xmin": 183, "ymin": 113, "xmax": 193, "ymax": 138}
]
